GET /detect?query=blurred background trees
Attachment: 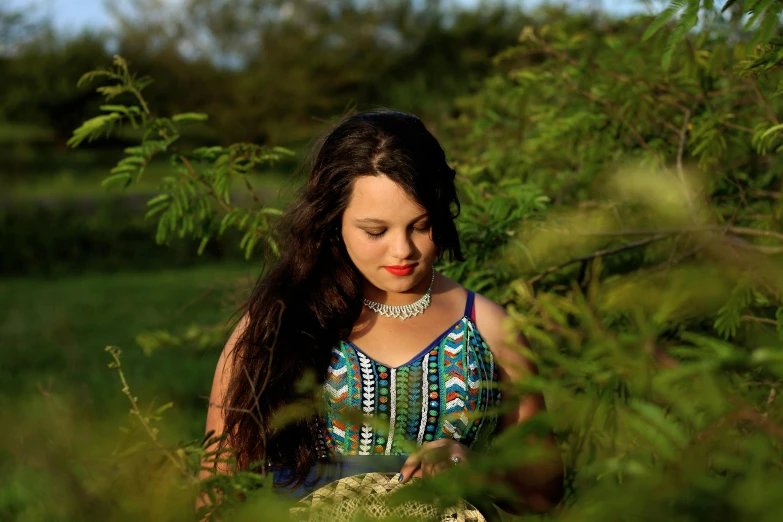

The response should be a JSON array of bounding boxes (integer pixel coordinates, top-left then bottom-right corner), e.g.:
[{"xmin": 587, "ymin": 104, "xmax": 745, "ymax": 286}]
[
  {"xmin": 1, "ymin": 0, "xmax": 529, "ymax": 151},
  {"xmin": 1, "ymin": 0, "xmax": 534, "ymax": 275}
]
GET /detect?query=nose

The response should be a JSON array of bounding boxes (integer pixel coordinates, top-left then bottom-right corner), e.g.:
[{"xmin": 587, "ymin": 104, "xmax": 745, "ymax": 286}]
[{"xmin": 389, "ymin": 229, "xmax": 415, "ymax": 261}]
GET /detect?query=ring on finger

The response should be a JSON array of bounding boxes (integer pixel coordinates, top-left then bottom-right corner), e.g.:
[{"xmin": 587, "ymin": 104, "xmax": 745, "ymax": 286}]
[{"xmin": 450, "ymin": 456, "xmax": 461, "ymax": 466}]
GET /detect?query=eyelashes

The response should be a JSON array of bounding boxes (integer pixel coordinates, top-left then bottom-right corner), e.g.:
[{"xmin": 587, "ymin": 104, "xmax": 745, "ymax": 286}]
[{"xmin": 365, "ymin": 226, "xmax": 431, "ymax": 240}]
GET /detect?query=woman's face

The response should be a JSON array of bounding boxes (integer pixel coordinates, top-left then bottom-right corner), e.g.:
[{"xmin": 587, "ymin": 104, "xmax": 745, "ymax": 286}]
[{"xmin": 341, "ymin": 175, "xmax": 439, "ymax": 297}]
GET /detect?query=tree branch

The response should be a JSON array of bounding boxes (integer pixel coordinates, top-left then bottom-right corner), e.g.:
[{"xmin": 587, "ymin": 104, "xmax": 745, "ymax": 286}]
[
  {"xmin": 750, "ymin": 79, "xmax": 779, "ymax": 124},
  {"xmin": 572, "ymin": 226, "xmax": 783, "ymax": 243},
  {"xmin": 720, "ymin": 120, "xmax": 756, "ymax": 134},
  {"xmin": 741, "ymin": 315, "xmax": 777, "ymax": 326},
  {"xmin": 527, "ymin": 234, "xmax": 669, "ymax": 286}
]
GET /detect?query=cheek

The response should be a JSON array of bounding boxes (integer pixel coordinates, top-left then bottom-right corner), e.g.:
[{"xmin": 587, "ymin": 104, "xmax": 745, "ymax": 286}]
[
  {"xmin": 414, "ymin": 233, "xmax": 438, "ymax": 258},
  {"xmin": 342, "ymin": 231, "xmax": 385, "ymax": 262}
]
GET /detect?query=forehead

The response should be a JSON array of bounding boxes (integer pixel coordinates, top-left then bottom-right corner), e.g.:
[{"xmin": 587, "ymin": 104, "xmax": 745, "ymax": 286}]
[{"xmin": 344, "ymin": 175, "xmax": 426, "ymax": 219}]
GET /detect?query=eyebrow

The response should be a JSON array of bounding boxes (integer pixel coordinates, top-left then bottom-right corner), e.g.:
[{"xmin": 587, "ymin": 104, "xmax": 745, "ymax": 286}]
[{"xmin": 354, "ymin": 213, "xmax": 429, "ymax": 225}]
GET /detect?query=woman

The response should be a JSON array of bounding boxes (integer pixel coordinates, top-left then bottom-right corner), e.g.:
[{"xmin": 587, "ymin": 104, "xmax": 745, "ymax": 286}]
[{"xmin": 202, "ymin": 110, "xmax": 564, "ymax": 517}]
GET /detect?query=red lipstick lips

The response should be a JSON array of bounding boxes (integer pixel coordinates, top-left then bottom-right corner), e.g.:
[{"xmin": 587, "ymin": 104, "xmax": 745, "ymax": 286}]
[{"xmin": 383, "ymin": 264, "xmax": 416, "ymax": 276}]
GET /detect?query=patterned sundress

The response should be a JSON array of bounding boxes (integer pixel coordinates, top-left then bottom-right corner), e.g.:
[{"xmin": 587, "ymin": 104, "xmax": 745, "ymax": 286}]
[
  {"xmin": 272, "ymin": 290, "xmax": 502, "ymax": 497},
  {"xmin": 317, "ymin": 290, "xmax": 501, "ymax": 457}
]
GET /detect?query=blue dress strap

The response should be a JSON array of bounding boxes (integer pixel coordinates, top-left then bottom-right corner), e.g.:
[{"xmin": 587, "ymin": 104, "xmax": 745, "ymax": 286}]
[{"xmin": 464, "ymin": 290, "xmax": 475, "ymax": 320}]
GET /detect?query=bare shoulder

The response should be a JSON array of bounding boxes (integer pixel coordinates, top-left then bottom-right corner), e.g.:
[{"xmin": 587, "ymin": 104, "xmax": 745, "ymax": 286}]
[
  {"xmin": 216, "ymin": 314, "xmax": 249, "ymax": 376},
  {"xmin": 207, "ymin": 313, "xmax": 250, "ymax": 417},
  {"xmin": 471, "ymin": 291, "xmax": 537, "ymax": 377},
  {"xmin": 471, "ymin": 292, "xmax": 510, "ymax": 338}
]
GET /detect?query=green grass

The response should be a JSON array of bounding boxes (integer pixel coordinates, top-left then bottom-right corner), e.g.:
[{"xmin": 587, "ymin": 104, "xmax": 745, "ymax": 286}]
[
  {"xmin": 0, "ymin": 262, "xmax": 262, "ymax": 438},
  {"xmin": 0, "ymin": 263, "xmax": 283, "ymax": 521}
]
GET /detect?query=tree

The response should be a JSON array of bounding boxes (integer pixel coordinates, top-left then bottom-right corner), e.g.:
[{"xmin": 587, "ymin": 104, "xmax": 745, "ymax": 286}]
[{"xmin": 0, "ymin": 31, "xmax": 112, "ymax": 145}]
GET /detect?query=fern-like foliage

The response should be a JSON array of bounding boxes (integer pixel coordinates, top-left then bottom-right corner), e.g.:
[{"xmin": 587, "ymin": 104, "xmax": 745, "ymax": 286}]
[{"xmin": 68, "ymin": 54, "xmax": 292, "ymax": 260}]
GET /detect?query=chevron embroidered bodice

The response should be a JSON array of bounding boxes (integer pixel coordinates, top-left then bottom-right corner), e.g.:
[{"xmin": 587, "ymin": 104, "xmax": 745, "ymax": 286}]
[{"xmin": 316, "ymin": 291, "xmax": 501, "ymax": 457}]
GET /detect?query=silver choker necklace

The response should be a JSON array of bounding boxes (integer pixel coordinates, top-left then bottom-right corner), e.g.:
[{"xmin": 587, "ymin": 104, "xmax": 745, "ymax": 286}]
[{"xmin": 363, "ymin": 268, "xmax": 435, "ymax": 321}]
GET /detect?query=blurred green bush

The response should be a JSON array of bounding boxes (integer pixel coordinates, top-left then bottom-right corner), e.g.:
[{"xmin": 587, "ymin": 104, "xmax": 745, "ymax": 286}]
[{"xmin": 0, "ymin": 196, "xmax": 249, "ymax": 276}]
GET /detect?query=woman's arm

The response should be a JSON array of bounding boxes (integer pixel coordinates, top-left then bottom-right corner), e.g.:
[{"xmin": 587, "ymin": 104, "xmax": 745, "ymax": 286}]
[
  {"xmin": 196, "ymin": 314, "xmax": 249, "ymax": 512},
  {"xmin": 473, "ymin": 294, "xmax": 565, "ymax": 515}
]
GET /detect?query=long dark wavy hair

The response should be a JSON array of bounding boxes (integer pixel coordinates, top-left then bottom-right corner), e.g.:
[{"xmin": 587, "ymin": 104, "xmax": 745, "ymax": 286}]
[{"xmin": 221, "ymin": 109, "xmax": 465, "ymax": 488}]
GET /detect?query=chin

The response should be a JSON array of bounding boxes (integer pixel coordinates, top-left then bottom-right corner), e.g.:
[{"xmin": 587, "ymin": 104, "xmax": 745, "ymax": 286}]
[
  {"xmin": 385, "ymin": 271, "xmax": 427, "ymax": 291},
  {"xmin": 379, "ymin": 280, "xmax": 415, "ymax": 293}
]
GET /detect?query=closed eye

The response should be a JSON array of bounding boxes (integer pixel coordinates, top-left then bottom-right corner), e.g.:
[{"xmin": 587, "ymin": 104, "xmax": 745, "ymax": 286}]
[{"xmin": 361, "ymin": 221, "xmax": 430, "ymax": 240}]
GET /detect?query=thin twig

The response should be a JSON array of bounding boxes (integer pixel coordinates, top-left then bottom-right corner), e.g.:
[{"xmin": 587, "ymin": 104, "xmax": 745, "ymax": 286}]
[
  {"xmin": 527, "ymin": 234, "xmax": 669, "ymax": 286},
  {"xmin": 662, "ymin": 121, "xmax": 681, "ymax": 134},
  {"xmin": 570, "ymin": 226, "xmax": 783, "ymax": 243},
  {"xmin": 177, "ymin": 154, "xmax": 234, "ymax": 214},
  {"xmin": 524, "ymin": 224, "xmax": 783, "ymax": 284},
  {"xmin": 227, "ymin": 149, "xmax": 262, "ymax": 206},
  {"xmin": 242, "ymin": 176, "xmax": 261, "ymax": 206},
  {"xmin": 106, "ymin": 347, "xmax": 193, "ymax": 481},
  {"xmin": 648, "ymin": 245, "xmax": 704, "ymax": 275},
  {"xmin": 728, "ymin": 226, "xmax": 783, "ymax": 243},
  {"xmin": 242, "ymin": 364, "xmax": 268, "ymax": 476},
  {"xmin": 741, "ymin": 315, "xmax": 777, "ymax": 326},
  {"xmin": 175, "ymin": 284, "xmax": 219, "ymax": 315},
  {"xmin": 750, "ymin": 79, "xmax": 779, "ymax": 124},
  {"xmin": 676, "ymin": 108, "xmax": 697, "ymax": 222},
  {"xmin": 753, "ymin": 189, "xmax": 781, "ymax": 199},
  {"xmin": 720, "ymin": 121, "xmax": 756, "ymax": 134}
]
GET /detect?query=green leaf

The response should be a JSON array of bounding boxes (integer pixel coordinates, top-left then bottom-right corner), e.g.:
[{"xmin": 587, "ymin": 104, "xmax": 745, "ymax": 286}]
[
  {"xmin": 100, "ymin": 104, "xmax": 133, "ymax": 114},
  {"xmin": 144, "ymin": 204, "xmax": 169, "ymax": 220},
  {"xmin": 100, "ymin": 173, "xmax": 133, "ymax": 189},
  {"xmin": 172, "ymin": 112, "xmax": 209, "ymax": 123},
  {"xmin": 272, "ymin": 146, "xmax": 295, "ymax": 156},
  {"xmin": 760, "ymin": 123, "xmax": 783, "ymax": 140},
  {"xmin": 642, "ymin": 0, "xmax": 688, "ymax": 41},
  {"xmin": 197, "ymin": 236, "xmax": 211, "ymax": 256},
  {"xmin": 714, "ymin": 280, "xmax": 753, "ymax": 339},
  {"xmin": 146, "ymin": 193, "xmax": 171, "ymax": 207},
  {"xmin": 154, "ymin": 402, "xmax": 174, "ymax": 415},
  {"xmin": 628, "ymin": 399, "xmax": 689, "ymax": 448}
]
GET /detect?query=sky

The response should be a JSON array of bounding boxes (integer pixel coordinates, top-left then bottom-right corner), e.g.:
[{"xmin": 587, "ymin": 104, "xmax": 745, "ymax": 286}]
[{"xmin": 10, "ymin": 0, "xmax": 652, "ymax": 34}]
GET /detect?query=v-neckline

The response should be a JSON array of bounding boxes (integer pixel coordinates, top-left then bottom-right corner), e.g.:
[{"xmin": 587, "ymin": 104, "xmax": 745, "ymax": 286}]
[{"xmin": 342, "ymin": 315, "xmax": 467, "ymax": 369}]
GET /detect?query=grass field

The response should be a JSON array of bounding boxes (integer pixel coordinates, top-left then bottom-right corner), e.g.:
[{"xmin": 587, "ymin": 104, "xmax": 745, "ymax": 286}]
[
  {"xmin": 0, "ymin": 262, "xmax": 262, "ymax": 438},
  {"xmin": 0, "ymin": 260, "xmax": 290, "ymax": 520}
]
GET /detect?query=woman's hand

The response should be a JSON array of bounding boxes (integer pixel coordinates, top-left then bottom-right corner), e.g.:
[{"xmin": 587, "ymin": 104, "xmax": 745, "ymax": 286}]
[{"xmin": 399, "ymin": 438, "xmax": 472, "ymax": 483}]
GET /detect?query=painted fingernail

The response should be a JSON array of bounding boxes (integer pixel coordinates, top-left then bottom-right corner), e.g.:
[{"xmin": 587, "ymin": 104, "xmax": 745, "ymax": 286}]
[{"xmin": 398, "ymin": 474, "xmax": 404, "ymax": 482}]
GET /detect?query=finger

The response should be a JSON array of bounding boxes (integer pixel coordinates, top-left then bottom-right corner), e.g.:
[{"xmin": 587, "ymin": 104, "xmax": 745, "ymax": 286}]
[
  {"xmin": 401, "ymin": 439, "xmax": 457, "ymax": 482},
  {"xmin": 423, "ymin": 444, "xmax": 450, "ymax": 464},
  {"xmin": 422, "ymin": 459, "xmax": 435, "ymax": 479},
  {"xmin": 399, "ymin": 454, "xmax": 422, "ymax": 484},
  {"xmin": 431, "ymin": 460, "xmax": 451, "ymax": 476}
]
